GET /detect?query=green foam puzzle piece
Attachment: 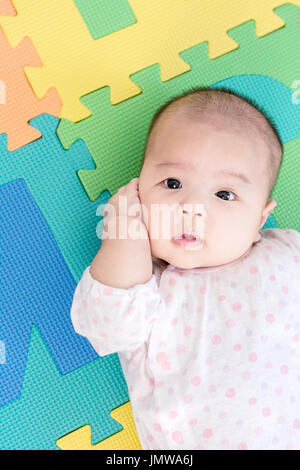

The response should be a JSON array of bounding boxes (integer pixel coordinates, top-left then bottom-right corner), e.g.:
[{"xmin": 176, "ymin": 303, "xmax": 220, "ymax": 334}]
[{"xmin": 74, "ymin": 0, "xmax": 136, "ymax": 40}]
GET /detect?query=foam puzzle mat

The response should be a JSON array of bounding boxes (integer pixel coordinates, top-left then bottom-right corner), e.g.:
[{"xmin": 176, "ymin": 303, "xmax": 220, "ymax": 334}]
[{"xmin": 0, "ymin": 0, "xmax": 299, "ymax": 450}]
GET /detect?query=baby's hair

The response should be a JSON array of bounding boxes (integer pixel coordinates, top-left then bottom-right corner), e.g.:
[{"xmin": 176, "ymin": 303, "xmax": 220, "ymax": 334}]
[{"xmin": 142, "ymin": 86, "xmax": 283, "ymax": 202}]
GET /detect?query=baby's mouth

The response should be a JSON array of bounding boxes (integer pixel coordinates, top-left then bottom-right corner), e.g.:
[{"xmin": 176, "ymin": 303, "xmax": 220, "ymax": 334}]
[{"xmin": 172, "ymin": 232, "xmax": 203, "ymax": 247}]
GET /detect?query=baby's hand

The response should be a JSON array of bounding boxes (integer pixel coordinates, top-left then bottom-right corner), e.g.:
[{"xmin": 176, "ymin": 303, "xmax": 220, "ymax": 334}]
[
  {"xmin": 104, "ymin": 177, "xmax": 143, "ymax": 222},
  {"xmin": 91, "ymin": 177, "xmax": 153, "ymax": 289}
]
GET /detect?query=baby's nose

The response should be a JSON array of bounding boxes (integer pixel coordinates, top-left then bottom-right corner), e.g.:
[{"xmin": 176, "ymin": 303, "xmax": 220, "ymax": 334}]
[{"xmin": 178, "ymin": 203, "xmax": 206, "ymax": 218}]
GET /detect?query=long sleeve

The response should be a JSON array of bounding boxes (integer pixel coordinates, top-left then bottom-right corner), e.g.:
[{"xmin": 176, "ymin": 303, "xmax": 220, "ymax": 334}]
[{"xmin": 70, "ymin": 266, "xmax": 164, "ymax": 357}]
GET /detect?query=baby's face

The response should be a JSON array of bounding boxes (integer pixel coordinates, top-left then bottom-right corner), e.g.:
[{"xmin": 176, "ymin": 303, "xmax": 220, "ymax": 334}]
[{"xmin": 138, "ymin": 111, "xmax": 277, "ymax": 269}]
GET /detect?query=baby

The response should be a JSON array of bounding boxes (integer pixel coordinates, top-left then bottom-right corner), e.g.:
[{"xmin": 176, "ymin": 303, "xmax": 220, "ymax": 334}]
[{"xmin": 70, "ymin": 87, "xmax": 300, "ymax": 450}]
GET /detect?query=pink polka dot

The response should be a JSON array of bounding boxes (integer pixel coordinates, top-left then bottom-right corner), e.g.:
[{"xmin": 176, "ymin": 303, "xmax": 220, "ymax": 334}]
[
  {"xmin": 242, "ymin": 370, "xmax": 251, "ymax": 381},
  {"xmin": 280, "ymin": 364, "xmax": 288, "ymax": 374},
  {"xmin": 191, "ymin": 376, "xmax": 201, "ymax": 386},
  {"xmin": 219, "ymin": 411, "xmax": 227, "ymax": 419},
  {"xmin": 184, "ymin": 394, "xmax": 193, "ymax": 403},
  {"xmin": 154, "ymin": 423, "xmax": 162, "ymax": 432},
  {"xmin": 172, "ymin": 430, "xmax": 183, "ymax": 444},
  {"xmin": 221, "ymin": 437, "xmax": 229, "ymax": 446},
  {"xmin": 104, "ymin": 287, "xmax": 113, "ymax": 295},
  {"xmin": 149, "ymin": 378, "xmax": 155, "ymax": 387},
  {"xmin": 266, "ymin": 314, "xmax": 274, "ymax": 323},
  {"xmin": 293, "ymin": 419, "xmax": 300, "ymax": 429},
  {"xmin": 184, "ymin": 325, "xmax": 192, "ymax": 336},
  {"xmin": 269, "ymin": 275, "xmax": 276, "ymax": 282},
  {"xmin": 282, "ymin": 285, "xmax": 289, "ymax": 294},
  {"xmin": 226, "ymin": 388, "xmax": 236, "ymax": 398},
  {"xmin": 127, "ymin": 305, "xmax": 136, "ymax": 315},
  {"xmin": 168, "ymin": 411, "xmax": 177, "ymax": 419},
  {"xmin": 255, "ymin": 426, "xmax": 263, "ymax": 435},
  {"xmin": 92, "ymin": 297, "xmax": 101, "ymax": 307},
  {"xmin": 176, "ymin": 345, "xmax": 185, "ymax": 354},
  {"xmin": 246, "ymin": 285, "xmax": 253, "ymax": 293},
  {"xmin": 189, "ymin": 419, "xmax": 197, "ymax": 427},
  {"xmin": 171, "ymin": 317, "xmax": 178, "ymax": 326},
  {"xmin": 234, "ymin": 344, "xmax": 242, "ymax": 351},
  {"xmin": 200, "ymin": 285, "xmax": 207, "ymax": 294},
  {"xmin": 237, "ymin": 442, "xmax": 248, "ymax": 450},
  {"xmin": 262, "ymin": 407, "xmax": 271, "ymax": 417},
  {"xmin": 249, "ymin": 397, "xmax": 256, "ymax": 405},
  {"xmin": 232, "ymin": 302, "xmax": 242, "ymax": 311},
  {"xmin": 91, "ymin": 317, "xmax": 98, "ymax": 325},
  {"xmin": 226, "ymin": 318, "xmax": 236, "ymax": 327},
  {"xmin": 212, "ymin": 335, "xmax": 222, "ymax": 345},
  {"xmin": 250, "ymin": 266, "xmax": 258, "ymax": 274},
  {"xmin": 248, "ymin": 352, "xmax": 257, "ymax": 362},
  {"xmin": 250, "ymin": 309, "xmax": 256, "ymax": 318},
  {"xmin": 218, "ymin": 294, "xmax": 226, "ymax": 301},
  {"xmin": 203, "ymin": 429, "xmax": 213, "ymax": 438},
  {"xmin": 147, "ymin": 434, "xmax": 154, "ymax": 442},
  {"xmin": 294, "ymin": 255, "xmax": 300, "ymax": 263},
  {"xmin": 156, "ymin": 352, "xmax": 168, "ymax": 364},
  {"xmin": 169, "ymin": 277, "xmax": 176, "ymax": 286}
]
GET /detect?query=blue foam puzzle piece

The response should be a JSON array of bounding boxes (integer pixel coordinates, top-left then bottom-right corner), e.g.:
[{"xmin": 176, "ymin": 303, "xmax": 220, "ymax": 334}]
[
  {"xmin": 0, "ymin": 113, "xmax": 110, "ymax": 284},
  {"xmin": 0, "ymin": 179, "xmax": 98, "ymax": 407}
]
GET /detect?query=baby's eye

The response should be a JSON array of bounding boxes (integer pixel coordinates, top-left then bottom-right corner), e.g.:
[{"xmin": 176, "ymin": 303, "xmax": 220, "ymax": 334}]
[
  {"xmin": 215, "ymin": 190, "xmax": 236, "ymax": 201},
  {"xmin": 162, "ymin": 178, "xmax": 182, "ymax": 189}
]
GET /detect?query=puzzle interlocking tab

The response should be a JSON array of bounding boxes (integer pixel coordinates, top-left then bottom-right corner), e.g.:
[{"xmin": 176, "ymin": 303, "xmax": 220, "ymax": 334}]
[
  {"xmin": 56, "ymin": 402, "xmax": 142, "ymax": 450},
  {"xmin": 0, "ymin": 25, "xmax": 61, "ymax": 150},
  {"xmin": 1, "ymin": 0, "xmax": 300, "ymax": 121}
]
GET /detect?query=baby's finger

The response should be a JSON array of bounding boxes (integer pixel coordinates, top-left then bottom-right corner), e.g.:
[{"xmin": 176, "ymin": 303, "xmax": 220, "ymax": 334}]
[{"xmin": 118, "ymin": 177, "xmax": 139, "ymax": 193}]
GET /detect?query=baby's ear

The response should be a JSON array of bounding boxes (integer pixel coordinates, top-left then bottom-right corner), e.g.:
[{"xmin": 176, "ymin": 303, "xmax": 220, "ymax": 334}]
[{"xmin": 259, "ymin": 199, "xmax": 277, "ymax": 230}]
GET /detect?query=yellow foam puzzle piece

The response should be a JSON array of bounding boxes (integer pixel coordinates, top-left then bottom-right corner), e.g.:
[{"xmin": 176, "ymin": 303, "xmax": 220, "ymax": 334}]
[
  {"xmin": 1, "ymin": 0, "xmax": 299, "ymax": 121},
  {"xmin": 56, "ymin": 401, "xmax": 143, "ymax": 450}
]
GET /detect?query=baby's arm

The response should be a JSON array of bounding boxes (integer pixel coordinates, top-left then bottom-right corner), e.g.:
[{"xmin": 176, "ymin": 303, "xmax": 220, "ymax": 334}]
[
  {"xmin": 70, "ymin": 266, "xmax": 163, "ymax": 357},
  {"xmin": 70, "ymin": 177, "xmax": 164, "ymax": 356},
  {"xmin": 90, "ymin": 178, "xmax": 152, "ymax": 289}
]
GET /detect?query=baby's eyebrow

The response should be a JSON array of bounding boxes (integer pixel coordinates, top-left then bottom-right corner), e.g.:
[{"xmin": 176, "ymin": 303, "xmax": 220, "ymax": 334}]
[
  {"xmin": 155, "ymin": 162, "xmax": 252, "ymax": 185},
  {"xmin": 216, "ymin": 170, "xmax": 252, "ymax": 185}
]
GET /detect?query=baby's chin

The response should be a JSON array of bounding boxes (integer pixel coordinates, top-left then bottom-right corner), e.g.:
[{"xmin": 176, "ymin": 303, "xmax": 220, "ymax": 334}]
[
  {"xmin": 154, "ymin": 251, "xmax": 208, "ymax": 270},
  {"xmin": 152, "ymin": 241, "xmax": 209, "ymax": 269}
]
